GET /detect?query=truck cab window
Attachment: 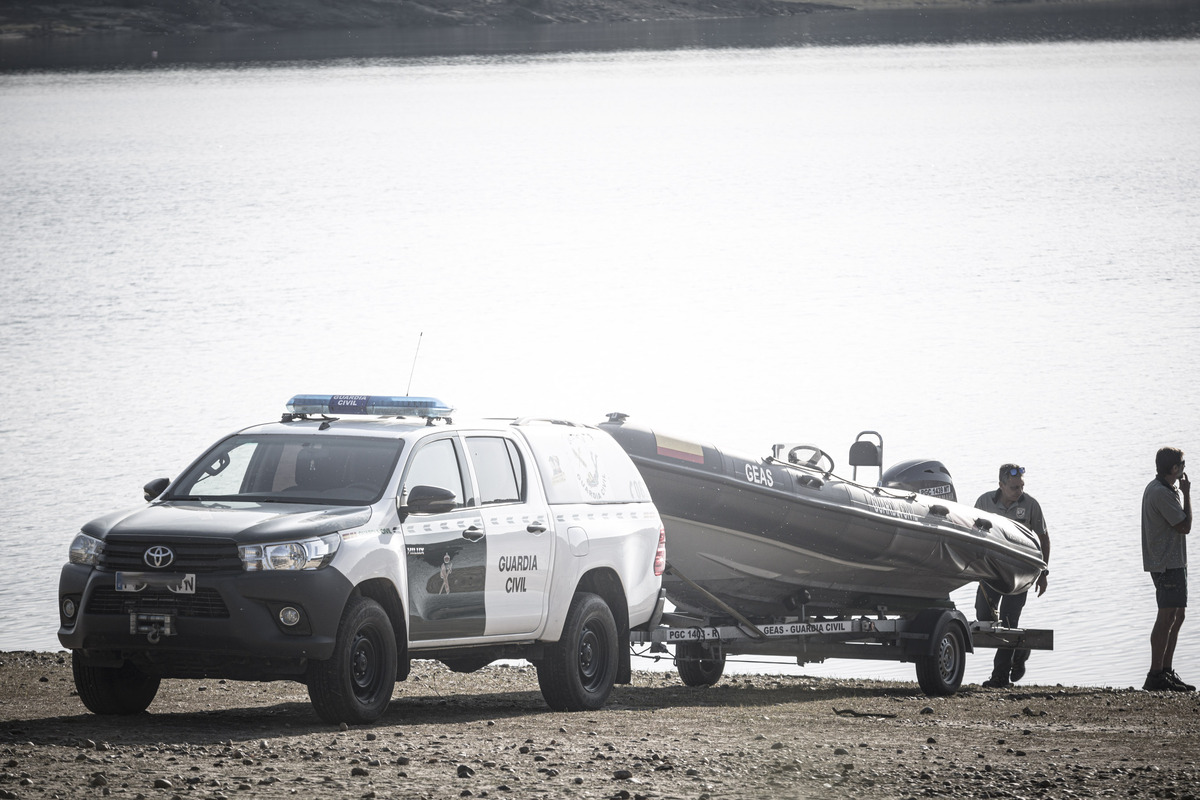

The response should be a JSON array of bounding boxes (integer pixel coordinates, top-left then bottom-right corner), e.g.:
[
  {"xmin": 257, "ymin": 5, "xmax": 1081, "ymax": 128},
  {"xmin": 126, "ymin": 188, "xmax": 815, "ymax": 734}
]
[
  {"xmin": 403, "ymin": 438, "xmax": 465, "ymax": 509},
  {"xmin": 468, "ymin": 436, "xmax": 524, "ymax": 505}
]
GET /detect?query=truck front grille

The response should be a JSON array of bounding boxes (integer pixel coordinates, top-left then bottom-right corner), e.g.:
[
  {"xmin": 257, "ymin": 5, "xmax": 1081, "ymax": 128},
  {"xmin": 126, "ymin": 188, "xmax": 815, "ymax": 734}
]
[
  {"xmin": 86, "ymin": 586, "xmax": 230, "ymax": 618},
  {"xmin": 98, "ymin": 538, "xmax": 241, "ymax": 573}
]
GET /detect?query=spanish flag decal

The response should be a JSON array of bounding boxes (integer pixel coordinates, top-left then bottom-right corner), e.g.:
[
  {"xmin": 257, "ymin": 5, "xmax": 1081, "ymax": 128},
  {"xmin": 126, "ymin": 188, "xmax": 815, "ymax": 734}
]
[{"xmin": 655, "ymin": 433, "xmax": 704, "ymax": 464}]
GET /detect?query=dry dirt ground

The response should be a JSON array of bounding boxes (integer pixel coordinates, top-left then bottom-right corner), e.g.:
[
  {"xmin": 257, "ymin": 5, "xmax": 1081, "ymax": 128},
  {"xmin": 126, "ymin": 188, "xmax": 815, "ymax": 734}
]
[
  {"xmin": 2, "ymin": 651, "xmax": 1198, "ymax": 800},
  {"xmin": 0, "ymin": 0, "xmax": 1129, "ymax": 40}
]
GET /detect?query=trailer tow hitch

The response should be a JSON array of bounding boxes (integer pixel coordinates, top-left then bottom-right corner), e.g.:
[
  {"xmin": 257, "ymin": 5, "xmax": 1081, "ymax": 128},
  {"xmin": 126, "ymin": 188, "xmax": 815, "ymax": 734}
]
[{"xmin": 129, "ymin": 613, "xmax": 175, "ymax": 643}]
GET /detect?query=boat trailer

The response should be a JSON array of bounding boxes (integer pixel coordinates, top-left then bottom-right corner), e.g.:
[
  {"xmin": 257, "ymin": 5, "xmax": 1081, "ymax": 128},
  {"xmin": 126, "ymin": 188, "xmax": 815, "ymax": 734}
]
[{"xmin": 631, "ymin": 565, "xmax": 1053, "ymax": 696}]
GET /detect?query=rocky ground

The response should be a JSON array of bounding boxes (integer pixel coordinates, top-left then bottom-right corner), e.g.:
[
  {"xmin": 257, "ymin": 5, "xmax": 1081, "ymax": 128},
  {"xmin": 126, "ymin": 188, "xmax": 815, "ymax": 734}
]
[
  {"xmin": 2, "ymin": 651, "xmax": 1198, "ymax": 799},
  {"xmin": 0, "ymin": 0, "xmax": 1128, "ymax": 40}
]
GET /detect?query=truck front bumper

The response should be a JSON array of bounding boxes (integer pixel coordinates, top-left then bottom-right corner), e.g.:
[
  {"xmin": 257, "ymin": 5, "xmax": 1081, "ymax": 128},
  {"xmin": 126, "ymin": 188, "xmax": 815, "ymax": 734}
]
[{"xmin": 58, "ymin": 563, "xmax": 354, "ymax": 679}]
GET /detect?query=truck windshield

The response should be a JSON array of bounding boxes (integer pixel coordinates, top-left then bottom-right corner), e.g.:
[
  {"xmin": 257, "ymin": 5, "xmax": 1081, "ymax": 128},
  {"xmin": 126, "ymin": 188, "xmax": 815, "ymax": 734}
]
[{"xmin": 168, "ymin": 435, "xmax": 404, "ymax": 505}]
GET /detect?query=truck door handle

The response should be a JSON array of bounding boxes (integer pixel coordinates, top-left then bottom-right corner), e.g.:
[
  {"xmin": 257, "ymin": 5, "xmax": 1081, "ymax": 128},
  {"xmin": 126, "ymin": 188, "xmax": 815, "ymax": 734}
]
[
  {"xmin": 462, "ymin": 526, "xmax": 484, "ymax": 542},
  {"xmin": 527, "ymin": 523, "xmax": 547, "ymax": 534}
]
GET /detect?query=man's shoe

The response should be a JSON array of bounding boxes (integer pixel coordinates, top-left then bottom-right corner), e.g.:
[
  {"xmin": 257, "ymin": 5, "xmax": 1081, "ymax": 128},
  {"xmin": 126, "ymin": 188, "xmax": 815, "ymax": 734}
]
[
  {"xmin": 1143, "ymin": 670, "xmax": 1180, "ymax": 691},
  {"xmin": 1010, "ymin": 663, "xmax": 1026, "ymax": 683},
  {"xmin": 982, "ymin": 677, "xmax": 1012, "ymax": 689},
  {"xmin": 1165, "ymin": 669, "xmax": 1196, "ymax": 691}
]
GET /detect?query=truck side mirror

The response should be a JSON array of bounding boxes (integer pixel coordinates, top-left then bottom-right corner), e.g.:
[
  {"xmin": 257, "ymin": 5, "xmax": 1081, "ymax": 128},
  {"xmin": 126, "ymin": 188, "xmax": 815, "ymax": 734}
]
[
  {"xmin": 399, "ymin": 485, "xmax": 458, "ymax": 517},
  {"xmin": 144, "ymin": 477, "xmax": 170, "ymax": 502}
]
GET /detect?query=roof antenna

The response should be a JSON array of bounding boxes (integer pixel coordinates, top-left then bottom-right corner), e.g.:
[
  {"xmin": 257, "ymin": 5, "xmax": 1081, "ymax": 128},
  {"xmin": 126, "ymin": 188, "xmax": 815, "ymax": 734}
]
[{"xmin": 406, "ymin": 332, "xmax": 423, "ymax": 396}]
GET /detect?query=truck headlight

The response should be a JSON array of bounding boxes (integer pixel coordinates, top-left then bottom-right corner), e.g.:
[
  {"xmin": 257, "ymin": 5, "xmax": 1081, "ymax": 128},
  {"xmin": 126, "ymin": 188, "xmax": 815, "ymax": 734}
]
[
  {"xmin": 239, "ymin": 533, "xmax": 340, "ymax": 571},
  {"xmin": 69, "ymin": 533, "xmax": 104, "ymax": 566}
]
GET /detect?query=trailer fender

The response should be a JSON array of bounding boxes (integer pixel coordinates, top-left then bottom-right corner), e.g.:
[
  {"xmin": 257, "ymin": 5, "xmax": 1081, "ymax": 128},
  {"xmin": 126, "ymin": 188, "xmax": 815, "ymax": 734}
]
[{"xmin": 902, "ymin": 608, "xmax": 973, "ymax": 658}]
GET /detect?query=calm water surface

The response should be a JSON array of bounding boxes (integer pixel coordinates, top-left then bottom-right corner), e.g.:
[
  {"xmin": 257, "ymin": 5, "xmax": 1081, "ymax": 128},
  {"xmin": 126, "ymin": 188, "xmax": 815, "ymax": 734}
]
[{"xmin": 2, "ymin": 17, "xmax": 1199, "ymax": 690}]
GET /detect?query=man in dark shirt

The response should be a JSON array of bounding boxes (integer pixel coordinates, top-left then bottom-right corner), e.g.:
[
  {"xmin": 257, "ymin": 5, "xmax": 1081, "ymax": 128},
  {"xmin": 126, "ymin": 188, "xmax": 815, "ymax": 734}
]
[
  {"xmin": 975, "ymin": 463, "xmax": 1050, "ymax": 689},
  {"xmin": 1141, "ymin": 447, "xmax": 1192, "ymax": 692}
]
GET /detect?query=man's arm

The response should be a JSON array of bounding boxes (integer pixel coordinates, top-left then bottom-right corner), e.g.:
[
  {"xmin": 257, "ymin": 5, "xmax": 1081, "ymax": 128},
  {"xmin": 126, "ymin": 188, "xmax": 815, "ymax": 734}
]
[
  {"xmin": 1173, "ymin": 473, "xmax": 1191, "ymax": 536},
  {"xmin": 1030, "ymin": 501, "xmax": 1050, "ymax": 597},
  {"xmin": 1034, "ymin": 528, "xmax": 1050, "ymax": 596}
]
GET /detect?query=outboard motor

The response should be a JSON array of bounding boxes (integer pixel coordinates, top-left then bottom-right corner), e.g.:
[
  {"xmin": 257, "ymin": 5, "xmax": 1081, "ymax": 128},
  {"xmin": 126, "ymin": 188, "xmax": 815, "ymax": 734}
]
[{"xmin": 880, "ymin": 458, "xmax": 957, "ymax": 502}]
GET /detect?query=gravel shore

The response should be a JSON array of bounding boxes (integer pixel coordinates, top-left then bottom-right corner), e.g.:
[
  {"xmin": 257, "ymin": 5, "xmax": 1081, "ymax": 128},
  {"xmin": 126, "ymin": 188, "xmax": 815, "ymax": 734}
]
[{"xmin": 2, "ymin": 651, "xmax": 1198, "ymax": 799}]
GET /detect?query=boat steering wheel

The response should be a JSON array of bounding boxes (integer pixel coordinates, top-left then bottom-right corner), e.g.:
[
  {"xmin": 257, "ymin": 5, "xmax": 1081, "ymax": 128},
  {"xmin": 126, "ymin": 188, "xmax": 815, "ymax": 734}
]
[{"xmin": 787, "ymin": 445, "xmax": 835, "ymax": 475}]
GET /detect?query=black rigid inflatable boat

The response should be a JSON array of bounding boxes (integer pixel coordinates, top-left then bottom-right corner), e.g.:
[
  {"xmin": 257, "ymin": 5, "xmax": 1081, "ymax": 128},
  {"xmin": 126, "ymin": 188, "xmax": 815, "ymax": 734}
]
[{"xmin": 598, "ymin": 415, "xmax": 1046, "ymax": 619}]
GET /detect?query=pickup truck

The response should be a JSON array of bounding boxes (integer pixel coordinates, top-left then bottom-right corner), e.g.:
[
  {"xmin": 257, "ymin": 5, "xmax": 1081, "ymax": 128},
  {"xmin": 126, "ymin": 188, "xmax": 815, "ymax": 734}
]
[{"xmin": 58, "ymin": 395, "xmax": 666, "ymax": 724}]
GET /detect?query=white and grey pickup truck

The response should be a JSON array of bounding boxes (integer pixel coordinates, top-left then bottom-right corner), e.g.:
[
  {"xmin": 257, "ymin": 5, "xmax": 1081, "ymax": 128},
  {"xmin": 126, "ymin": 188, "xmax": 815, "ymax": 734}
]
[{"xmin": 58, "ymin": 395, "xmax": 666, "ymax": 724}]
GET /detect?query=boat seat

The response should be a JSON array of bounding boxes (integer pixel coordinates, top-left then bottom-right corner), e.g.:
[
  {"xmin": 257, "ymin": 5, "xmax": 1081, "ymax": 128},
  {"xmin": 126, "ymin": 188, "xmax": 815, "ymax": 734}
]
[
  {"xmin": 849, "ymin": 431, "xmax": 883, "ymax": 483},
  {"xmin": 849, "ymin": 440, "xmax": 881, "ymax": 467}
]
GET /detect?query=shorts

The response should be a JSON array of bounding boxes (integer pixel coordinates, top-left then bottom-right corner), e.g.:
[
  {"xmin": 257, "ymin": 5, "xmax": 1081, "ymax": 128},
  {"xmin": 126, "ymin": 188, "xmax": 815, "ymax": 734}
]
[{"xmin": 1151, "ymin": 567, "xmax": 1188, "ymax": 609}]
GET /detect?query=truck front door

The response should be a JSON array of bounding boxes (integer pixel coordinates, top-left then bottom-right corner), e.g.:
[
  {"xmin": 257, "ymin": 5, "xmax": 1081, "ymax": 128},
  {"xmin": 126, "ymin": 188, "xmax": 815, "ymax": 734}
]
[{"xmin": 400, "ymin": 435, "xmax": 486, "ymax": 641}]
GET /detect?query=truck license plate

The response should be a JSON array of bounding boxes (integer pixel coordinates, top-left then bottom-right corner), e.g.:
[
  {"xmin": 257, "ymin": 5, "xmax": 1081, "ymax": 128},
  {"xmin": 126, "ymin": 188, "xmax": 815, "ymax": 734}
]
[{"xmin": 115, "ymin": 571, "xmax": 196, "ymax": 594}]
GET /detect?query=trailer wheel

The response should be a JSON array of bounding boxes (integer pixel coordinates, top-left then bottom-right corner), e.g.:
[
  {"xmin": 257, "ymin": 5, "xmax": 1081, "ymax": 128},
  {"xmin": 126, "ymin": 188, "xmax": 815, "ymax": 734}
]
[
  {"xmin": 676, "ymin": 642, "xmax": 725, "ymax": 687},
  {"xmin": 915, "ymin": 622, "xmax": 966, "ymax": 696},
  {"xmin": 72, "ymin": 655, "xmax": 160, "ymax": 715},
  {"xmin": 536, "ymin": 592, "xmax": 618, "ymax": 711},
  {"xmin": 307, "ymin": 596, "xmax": 397, "ymax": 724}
]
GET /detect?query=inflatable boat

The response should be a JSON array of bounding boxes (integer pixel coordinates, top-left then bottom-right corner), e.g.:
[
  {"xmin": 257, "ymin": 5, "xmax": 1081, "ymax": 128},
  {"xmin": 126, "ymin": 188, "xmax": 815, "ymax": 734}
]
[{"xmin": 597, "ymin": 415, "xmax": 1046, "ymax": 619}]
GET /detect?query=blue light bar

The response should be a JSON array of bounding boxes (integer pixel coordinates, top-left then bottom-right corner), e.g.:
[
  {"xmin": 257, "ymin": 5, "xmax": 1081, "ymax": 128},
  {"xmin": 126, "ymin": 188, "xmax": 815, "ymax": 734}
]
[{"xmin": 286, "ymin": 394, "xmax": 454, "ymax": 418}]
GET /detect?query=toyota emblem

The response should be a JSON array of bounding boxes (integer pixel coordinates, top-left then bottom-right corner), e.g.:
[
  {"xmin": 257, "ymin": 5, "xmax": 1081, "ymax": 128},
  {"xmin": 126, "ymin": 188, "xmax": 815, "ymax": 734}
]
[{"xmin": 144, "ymin": 546, "xmax": 175, "ymax": 569}]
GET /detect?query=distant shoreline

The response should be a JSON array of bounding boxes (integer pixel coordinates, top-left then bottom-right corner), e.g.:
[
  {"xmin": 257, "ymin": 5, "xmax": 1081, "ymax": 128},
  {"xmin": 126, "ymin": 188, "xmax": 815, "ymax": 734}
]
[{"xmin": 0, "ymin": 0, "xmax": 1152, "ymax": 41}]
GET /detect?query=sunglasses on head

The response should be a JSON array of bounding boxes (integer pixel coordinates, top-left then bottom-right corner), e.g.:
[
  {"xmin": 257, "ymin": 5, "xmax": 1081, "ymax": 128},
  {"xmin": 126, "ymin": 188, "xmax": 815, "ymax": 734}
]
[{"xmin": 1004, "ymin": 466, "xmax": 1025, "ymax": 477}]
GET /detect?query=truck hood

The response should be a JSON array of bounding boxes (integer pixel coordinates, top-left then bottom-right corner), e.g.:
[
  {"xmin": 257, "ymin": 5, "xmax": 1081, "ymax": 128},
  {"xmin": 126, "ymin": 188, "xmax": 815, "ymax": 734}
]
[{"xmin": 82, "ymin": 502, "xmax": 374, "ymax": 542}]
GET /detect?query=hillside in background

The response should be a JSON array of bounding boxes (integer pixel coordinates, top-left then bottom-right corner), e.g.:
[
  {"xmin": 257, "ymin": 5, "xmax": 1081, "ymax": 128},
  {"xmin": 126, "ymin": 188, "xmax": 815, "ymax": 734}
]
[{"xmin": 0, "ymin": 0, "xmax": 854, "ymax": 38}]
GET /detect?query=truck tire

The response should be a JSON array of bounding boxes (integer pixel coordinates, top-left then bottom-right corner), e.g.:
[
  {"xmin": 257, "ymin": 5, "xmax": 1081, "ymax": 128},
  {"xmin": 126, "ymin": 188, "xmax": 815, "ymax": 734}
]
[
  {"xmin": 72, "ymin": 655, "xmax": 160, "ymax": 715},
  {"xmin": 915, "ymin": 621, "xmax": 966, "ymax": 696},
  {"xmin": 676, "ymin": 641, "xmax": 725, "ymax": 687},
  {"xmin": 307, "ymin": 596, "xmax": 397, "ymax": 724},
  {"xmin": 536, "ymin": 592, "xmax": 618, "ymax": 711}
]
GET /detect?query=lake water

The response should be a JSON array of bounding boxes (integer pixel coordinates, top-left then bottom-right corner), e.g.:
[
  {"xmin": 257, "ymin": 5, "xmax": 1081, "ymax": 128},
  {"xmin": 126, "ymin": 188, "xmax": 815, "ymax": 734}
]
[{"xmin": 2, "ymin": 4, "xmax": 1198, "ymax": 691}]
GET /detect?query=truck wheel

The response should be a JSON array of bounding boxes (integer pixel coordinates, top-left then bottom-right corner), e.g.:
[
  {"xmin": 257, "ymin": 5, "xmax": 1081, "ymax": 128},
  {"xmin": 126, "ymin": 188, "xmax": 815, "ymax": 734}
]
[
  {"xmin": 676, "ymin": 642, "xmax": 725, "ymax": 687},
  {"xmin": 915, "ymin": 622, "xmax": 966, "ymax": 696},
  {"xmin": 536, "ymin": 592, "xmax": 618, "ymax": 711},
  {"xmin": 308, "ymin": 596, "xmax": 397, "ymax": 724},
  {"xmin": 72, "ymin": 655, "xmax": 160, "ymax": 715}
]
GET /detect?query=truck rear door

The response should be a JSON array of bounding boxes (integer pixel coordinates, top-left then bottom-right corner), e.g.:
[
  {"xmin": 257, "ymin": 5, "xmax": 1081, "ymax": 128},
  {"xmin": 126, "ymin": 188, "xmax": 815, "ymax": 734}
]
[{"xmin": 463, "ymin": 434, "xmax": 553, "ymax": 636}]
